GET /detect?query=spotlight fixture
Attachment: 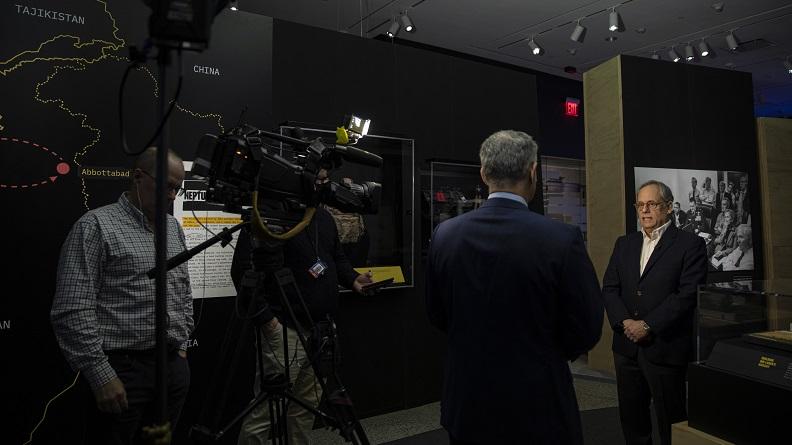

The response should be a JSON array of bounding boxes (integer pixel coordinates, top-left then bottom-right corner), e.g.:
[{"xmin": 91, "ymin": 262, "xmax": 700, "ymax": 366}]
[
  {"xmin": 685, "ymin": 44, "xmax": 695, "ymax": 61},
  {"xmin": 785, "ymin": 58, "xmax": 792, "ymax": 74},
  {"xmin": 386, "ymin": 19, "xmax": 400, "ymax": 38},
  {"xmin": 609, "ymin": 8, "xmax": 620, "ymax": 32},
  {"xmin": 698, "ymin": 40, "xmax": 711, "ymax": 57},
  {"xmin": 229, "ymin": 0, "xmax": 238, "ymax": 11},
  {"xmin": 668, "ymin": 48, "xmax": 681, "ymax": 62},
  {"xmin": 400, "ymin": 13, "xmax": 415, "ymax": 32},
  {"xmin": 651, "ymin": 52, "xmax": 660, "ymax": 60},
  {"xmin": 528, "ymin": 38, "xmax": 542, "ymax": 55},
  {"xmin": 726, "ymin": 32, "xmax": 739, "ymax": 50},
  {"xmin": 570, "ymin": 20, "xmax": 586, "ymax": 43}
]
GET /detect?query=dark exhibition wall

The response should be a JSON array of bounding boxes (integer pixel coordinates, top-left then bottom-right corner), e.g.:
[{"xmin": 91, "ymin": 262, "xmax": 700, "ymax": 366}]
[{"xmin": 1, "ymin": 3, "xmax": 586, "ymax": 444}]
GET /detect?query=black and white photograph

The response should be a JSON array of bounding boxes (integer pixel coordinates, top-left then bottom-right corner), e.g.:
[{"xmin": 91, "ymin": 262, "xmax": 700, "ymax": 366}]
[{"xmin": 635, "ymin": 167, "xmax": 754, "ymax": 272}]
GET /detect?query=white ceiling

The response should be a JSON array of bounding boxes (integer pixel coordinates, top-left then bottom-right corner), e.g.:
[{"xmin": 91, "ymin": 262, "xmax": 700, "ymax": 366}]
[{"xmin": 240, "ymin": 0, "xmax": 792, "ymax": 115}]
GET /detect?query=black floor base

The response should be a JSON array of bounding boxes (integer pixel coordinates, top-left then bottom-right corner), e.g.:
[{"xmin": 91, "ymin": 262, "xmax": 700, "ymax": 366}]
[{"xmin": 382, "ymin": 407, "xmax": 626, "ymax": 445}]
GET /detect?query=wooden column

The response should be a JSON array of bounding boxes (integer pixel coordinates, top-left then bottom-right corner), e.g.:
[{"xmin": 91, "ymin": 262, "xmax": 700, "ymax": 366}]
[
  {"xmin": 757, "ymin": 117, "xmax": 792, "ymax": 331},
  {"xmin": 584, "ymin": 56, "xmax": 625, "ymax": 374},
  {"xmin": 756, "ymin": 117, "xmax": 792, "ymax": 280}
]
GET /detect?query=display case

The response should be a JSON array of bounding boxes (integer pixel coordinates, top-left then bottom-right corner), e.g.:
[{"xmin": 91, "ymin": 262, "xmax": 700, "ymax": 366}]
[
  {"xmin": 427, "ymin": 161, "xmax": 487, "ymax": 231},
  {"xmin": 420, "ymin": 158, "xmax": 564, "ymax": 255},
  {"xmin": 689, "ymin": 280, "xmax": 792, "ymax": 443},
  {"xmin": 280, "ymin": 125, "xmax": 415, "ymax": 289},
  {"xmin": 419, "ymin": 161, "xmax": 485, "ymax": 256},
  {"xmin": 542, "ymin": 156, "xmax": 587, "ymax": 242},
  {"xmin": 696, "ymin": 280, "xmax": 792, "ymax": 362}
]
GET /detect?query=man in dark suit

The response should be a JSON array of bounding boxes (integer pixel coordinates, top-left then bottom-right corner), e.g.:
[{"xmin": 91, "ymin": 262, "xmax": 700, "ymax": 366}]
[
  {"xmin": 671, "ymin": 201, "xmax": 687, "ymax": 229},
  {"xmin": 602, "ymin": 180, "xmax": 707, "ymax": 445},
  {"xmin": 426, "ymin": 130, "xmax": 603, "ymax": 445}
]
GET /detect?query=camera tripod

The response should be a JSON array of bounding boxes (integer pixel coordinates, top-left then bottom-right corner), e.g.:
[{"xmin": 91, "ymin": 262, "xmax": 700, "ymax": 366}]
[{"xmin": 184, "ymin": 219, "xmax": 370, "ymax": 445}]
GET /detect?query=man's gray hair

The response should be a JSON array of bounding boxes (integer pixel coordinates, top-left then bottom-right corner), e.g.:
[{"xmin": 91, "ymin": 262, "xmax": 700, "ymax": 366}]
[
  {"xmin": 638, "ymin": 180, "xmax": 674, "ymax": 204},
  {"xmin": 736, "ymin": 223, "xmax": 752, "ymax": 242},
  {"xmin": 479, "ymin": 130, "xmax": 538, "ymax": 186},
  {"xmin": 135, "ymin": 146, "xmax": 183, "ymax": 173}
]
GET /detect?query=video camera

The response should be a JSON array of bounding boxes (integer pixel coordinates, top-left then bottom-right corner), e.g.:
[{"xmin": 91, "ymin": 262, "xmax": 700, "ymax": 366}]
[{"xmin": 191, "ymin": 117, "xmax": 383, "ymax": 234}]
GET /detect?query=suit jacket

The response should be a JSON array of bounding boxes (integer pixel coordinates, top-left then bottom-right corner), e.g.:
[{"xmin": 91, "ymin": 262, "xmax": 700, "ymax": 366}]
[
  {"xmin": 602, "ymin": 223, "xmax": 707, "ymax": 365},
  {"xmin": 426, "ymin": 198, "xmax": 603, "ymax": 445},
  {"xmin": 673, "ymin": 210, "xmax": 687, "ymax": 228}
]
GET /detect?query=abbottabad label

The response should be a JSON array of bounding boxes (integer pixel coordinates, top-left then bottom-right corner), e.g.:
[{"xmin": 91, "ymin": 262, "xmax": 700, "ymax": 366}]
[{"xmin": 354, "ymin": 266, "xmax": 406, "ymax": 284}]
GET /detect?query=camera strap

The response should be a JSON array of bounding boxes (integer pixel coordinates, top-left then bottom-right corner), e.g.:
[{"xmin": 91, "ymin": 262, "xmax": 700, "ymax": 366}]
[{"xmin": 308, "ymin": 219, "xmax": 327, "ymax": 278}]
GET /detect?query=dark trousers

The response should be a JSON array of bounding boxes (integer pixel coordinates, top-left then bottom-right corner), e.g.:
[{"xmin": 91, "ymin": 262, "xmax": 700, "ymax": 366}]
[
  {"xmin": 614, "ymin": 351, "xmax": 687, "ymax": 445},
  {"xmin": 84, "ymin": 350, "xmax": 190, "ymax": 445}
]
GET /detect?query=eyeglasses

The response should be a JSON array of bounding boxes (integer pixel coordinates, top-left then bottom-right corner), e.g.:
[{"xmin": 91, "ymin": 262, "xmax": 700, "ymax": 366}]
[
  {"xmin": 140, "ymin": 170, "xmax": 183, "ymax": 195},
  {"xmin": 634, "ymin": 201, "xmax": 666, "ymax": 211}
]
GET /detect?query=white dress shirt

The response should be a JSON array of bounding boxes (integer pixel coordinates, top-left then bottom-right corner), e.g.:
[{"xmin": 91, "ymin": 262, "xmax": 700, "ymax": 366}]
[{"xmin": 640, "ymin": 219, "xmax": 672, "ymax": 275}]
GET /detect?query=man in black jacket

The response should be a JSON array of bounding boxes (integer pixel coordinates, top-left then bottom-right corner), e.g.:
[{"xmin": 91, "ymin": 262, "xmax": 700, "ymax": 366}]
[
  {"xmin": 602, "ymin": 180, "xmax": 707, "ymax": 445},
  {"xmin": 426, "ymin": 130, "xmax": 603, "ymax": 445},
  {"xmin": 232, "ymin": 207, "xmax": 372, "ymax": 445}
]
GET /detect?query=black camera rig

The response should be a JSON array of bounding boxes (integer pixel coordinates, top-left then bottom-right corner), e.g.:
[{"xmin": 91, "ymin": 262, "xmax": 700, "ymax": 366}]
[{"xmin": 191, "ymin": 122, "xmax": 382, "ymax": 240}]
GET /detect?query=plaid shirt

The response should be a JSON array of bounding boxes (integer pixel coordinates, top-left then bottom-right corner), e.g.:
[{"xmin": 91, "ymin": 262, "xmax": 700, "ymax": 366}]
[{"xmin": 51, "ymin": 193, "xmax": 193, "ymax": 390}]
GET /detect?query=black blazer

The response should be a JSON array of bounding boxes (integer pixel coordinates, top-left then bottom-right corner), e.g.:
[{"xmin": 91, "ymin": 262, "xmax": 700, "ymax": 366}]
[
  {"xmin": 426, "ymin": 198, "xmax": 603, "ymax": 445},
  {"xmin": 602, "ymin": 223, "xmax": 707, "ymax": 365}
]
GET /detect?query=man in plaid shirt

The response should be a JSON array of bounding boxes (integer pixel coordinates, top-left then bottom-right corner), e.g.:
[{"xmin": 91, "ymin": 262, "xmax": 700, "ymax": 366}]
[{"xmin": 51, "ymin": 147, "xmax": 193, "ymax": 444}]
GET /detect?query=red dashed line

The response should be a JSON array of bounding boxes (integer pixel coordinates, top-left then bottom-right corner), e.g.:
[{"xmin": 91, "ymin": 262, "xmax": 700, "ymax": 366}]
[{"xmin": 0, "ymin": 136, "xmax": 68, "ymax": 189}]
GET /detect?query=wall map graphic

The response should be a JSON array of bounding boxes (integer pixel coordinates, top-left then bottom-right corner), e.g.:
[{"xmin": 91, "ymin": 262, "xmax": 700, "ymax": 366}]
[{"xmin": 0, "ymin": 1, "xmax": 272, "ymax": 443}]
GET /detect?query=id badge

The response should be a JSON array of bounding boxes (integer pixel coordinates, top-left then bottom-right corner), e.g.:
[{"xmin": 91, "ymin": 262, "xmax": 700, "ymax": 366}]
[{"xmin": 308, "ymin": 258, "xmax": 328, "ymax": 278}]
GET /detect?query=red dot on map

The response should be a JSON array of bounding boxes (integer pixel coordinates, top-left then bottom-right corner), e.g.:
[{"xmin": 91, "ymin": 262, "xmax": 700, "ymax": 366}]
[{"xmin": 57, "ymin": 162, "xmax": 70, "ymax": 175}]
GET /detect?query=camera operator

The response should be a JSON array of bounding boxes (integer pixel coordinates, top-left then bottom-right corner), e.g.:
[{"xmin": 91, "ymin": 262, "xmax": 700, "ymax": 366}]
[{"xmin": 231, "ymin": 192, "xmax": 373, "ymax": 445}]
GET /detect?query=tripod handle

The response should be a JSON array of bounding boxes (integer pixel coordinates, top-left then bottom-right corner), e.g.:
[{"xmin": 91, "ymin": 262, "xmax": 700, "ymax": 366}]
[{"xmin": 147, "ymin": 222, "xmax": 246, "ymax": 279}]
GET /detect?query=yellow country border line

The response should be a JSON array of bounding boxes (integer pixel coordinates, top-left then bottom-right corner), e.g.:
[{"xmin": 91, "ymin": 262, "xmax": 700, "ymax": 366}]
[
  {"xmin": 98, "ymin": 0, "xmax": 125, "ymax": 48},
  {"xmin": 30, "ymin": 40, "xmax": 124, "ymax": 209},
  {"xmin": 10, "ymin": 0, "xmax": 126, "ymax": 207},
  {"xmin": 0, "ymin": 0, "xmax": 125, "ymax": 75},
  {"xmin": 34, "ymin": 63, "xmax": 103, "ymax": 209},
  {"xmin": 175, "ymin": 103, "xmax": 225, "ymax": 133},
  {"xmin": 113, "ymin": 57, "xmax": 224, "ymax": 133},
  {"xmin": 0, "ymin": 36, "xmax": 122, "ymax": 76},
  {"xmin": 118, "ymin": 57, "xmax": 225, "ymax": 133}
]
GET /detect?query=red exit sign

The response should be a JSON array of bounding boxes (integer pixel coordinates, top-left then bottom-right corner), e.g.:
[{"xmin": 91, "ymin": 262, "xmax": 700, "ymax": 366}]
[{"xmin": 565, "ymin": 98, "xmax": 580, "ymax": 117}]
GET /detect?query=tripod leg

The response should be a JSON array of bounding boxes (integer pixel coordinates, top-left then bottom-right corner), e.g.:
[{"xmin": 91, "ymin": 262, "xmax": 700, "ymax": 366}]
[{"xmin": 267, "ymin": 398, "xmax": 280, "ymax": 445}]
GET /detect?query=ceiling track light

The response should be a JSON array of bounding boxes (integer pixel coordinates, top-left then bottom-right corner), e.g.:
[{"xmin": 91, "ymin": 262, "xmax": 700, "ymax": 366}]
[
  {"xmin": 570, "ymin": 20, "xmax": 586, "ymax": 43},
  {"xmin": 528, "ymin": 38, "xmax": 542, "ymax": 55},
  {"xmin": 668, "ymin": 48, "xmax": 681, "ymax": 62},
  {"xmin": 685, "ymin": 44, "xmax": 695, "ymax": 61},
  {"xmin": 386, "ymin": 19, "xmax": 400, "ymax": 38},
  {"xmin": 726, "ymin": 31, "xmax": 739, "ymax": 50},
  {"xmin": 609, "ymin": 8, "xmax": 621, "ymax": 32},
  {"xmin": 698, "ymin": 40, "xmax": 711, "ymax": 57},
  {"xmin": 229, "ymin": 0, "xmax": 238, "ymax": 11},
  {"xmin": 651, "ymin": 52, "xmax": 660, "ymax": 60},
  {"xmin": 784, "ymin": 58, "xmax": 792, "ymax": 74},
  {"xmin": 400, "ymin": 13, "xmax": 415, "ymax": 33}
]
